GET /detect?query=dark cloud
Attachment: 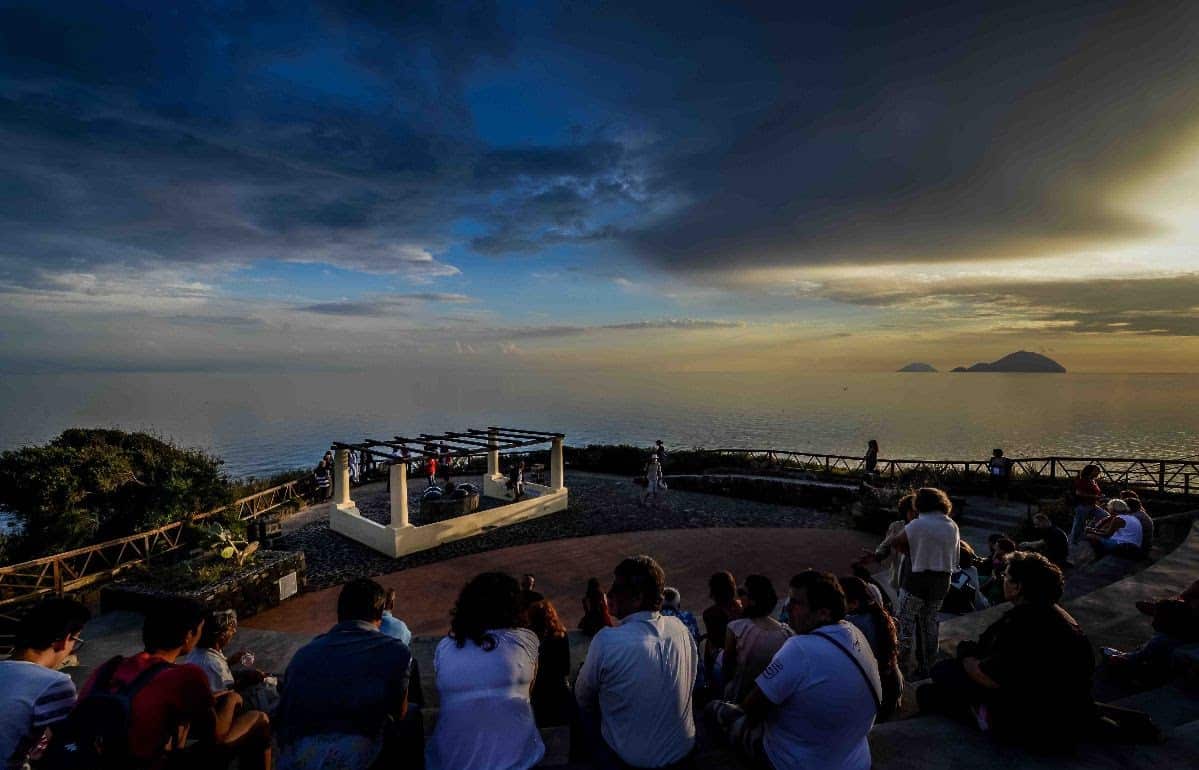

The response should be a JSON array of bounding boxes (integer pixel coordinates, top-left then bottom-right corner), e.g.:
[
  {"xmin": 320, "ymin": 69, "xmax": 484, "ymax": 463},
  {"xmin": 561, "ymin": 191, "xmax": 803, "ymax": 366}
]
[{"xmin": 813, "ymin": 273, "xmax": 1199, "ymax": 336}]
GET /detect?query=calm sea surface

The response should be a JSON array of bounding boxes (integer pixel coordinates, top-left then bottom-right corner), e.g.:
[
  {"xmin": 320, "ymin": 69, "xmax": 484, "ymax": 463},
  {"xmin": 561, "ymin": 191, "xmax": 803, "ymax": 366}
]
[{"xmin": 1, "ymin": 370, "xmax": 1197, "ymax": 479}]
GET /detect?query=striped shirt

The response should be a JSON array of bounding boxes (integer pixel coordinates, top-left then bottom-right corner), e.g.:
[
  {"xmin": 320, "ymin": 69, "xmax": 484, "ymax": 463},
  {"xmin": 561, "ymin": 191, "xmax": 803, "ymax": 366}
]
[{"xmin": 0, "ymin": 660, "xmax": 78, "ymax": 769}]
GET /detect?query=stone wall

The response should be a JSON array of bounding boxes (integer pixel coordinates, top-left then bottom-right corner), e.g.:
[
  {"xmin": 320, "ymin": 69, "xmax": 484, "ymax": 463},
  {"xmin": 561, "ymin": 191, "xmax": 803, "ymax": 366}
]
[{"xmin": 101, "ymin": 550, "xmax": 307, "ymax": 619}]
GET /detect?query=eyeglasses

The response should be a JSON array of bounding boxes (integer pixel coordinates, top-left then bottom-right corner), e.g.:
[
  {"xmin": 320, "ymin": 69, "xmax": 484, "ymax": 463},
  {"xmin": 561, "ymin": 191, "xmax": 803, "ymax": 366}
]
[{"xmin": 69, "ymin": 634, "xmax": 85, "ymax": 651}]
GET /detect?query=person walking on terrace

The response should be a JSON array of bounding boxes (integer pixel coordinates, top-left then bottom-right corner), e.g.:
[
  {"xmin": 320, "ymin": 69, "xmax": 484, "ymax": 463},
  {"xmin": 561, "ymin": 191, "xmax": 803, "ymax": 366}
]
[
  {"xmin": 641, "ymin": 454, "xmax": 666, "ymax": 508},
  {"xmin": 883, "ymin": 487, "xmax": 960, "ymax": 678},
  {"xmin": 576, "ymin": 555, "xmax": 699, "ymax": 769},
  {"xmin": 0, "ymin": 598, "xmax": 90, "ymax": 770}
]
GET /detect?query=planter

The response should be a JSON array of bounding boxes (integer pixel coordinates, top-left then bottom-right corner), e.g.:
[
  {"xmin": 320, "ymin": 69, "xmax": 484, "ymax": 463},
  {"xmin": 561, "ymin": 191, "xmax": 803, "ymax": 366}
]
[
  {"xmin": 101, "ymin": 550, "xmax": 306, "ymax": 619},
  {"xmin": 419, "ymin": 492, "xmax": 481, "ymax": 522}
]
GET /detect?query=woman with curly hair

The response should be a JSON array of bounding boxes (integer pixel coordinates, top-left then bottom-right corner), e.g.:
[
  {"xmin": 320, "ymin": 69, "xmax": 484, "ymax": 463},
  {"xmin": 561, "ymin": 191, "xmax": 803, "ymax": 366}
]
[
  {"xmin": 527, "ymin": 598, "xmax": 575, "ymax": 729},
  {"xmin": 427, "ymin": 572, "xmax": 543, "ymax": 770}
]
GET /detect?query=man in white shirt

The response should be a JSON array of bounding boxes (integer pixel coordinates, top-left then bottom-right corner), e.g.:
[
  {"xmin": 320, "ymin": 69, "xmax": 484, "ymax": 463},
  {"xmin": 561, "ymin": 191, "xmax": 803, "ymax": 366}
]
[
  {"xmin": 0, "ymin": 598, "xmax": 90, "ymax": 769},
  {"xmin": 707, "ymin": 570, "xmax": 880, "ymax": 770},
  {"xmin": 576, "ymin": 555, "xmax": 698, "ymax": 769}
]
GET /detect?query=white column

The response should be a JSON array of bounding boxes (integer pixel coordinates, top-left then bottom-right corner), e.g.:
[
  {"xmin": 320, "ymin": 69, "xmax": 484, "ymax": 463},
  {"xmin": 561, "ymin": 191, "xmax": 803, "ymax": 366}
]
[
  {"xmin": 550, "ymin": 437, "xmax": 564, "ymax": 490},
  {"xmin": 389, "ymin": 462, "xmax": 409, "ymax": 528},
  {"xmin": 333, "ymin": 448, "xmax": 352, "ymax": 506},
  {"xmin": 487, "ymin": 428, "xmax": 500, "ymax": 477}
]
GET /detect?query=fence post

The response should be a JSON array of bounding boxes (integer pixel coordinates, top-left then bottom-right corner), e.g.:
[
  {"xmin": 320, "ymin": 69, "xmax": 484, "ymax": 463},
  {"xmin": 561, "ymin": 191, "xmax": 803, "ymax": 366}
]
[
  {"xmin": 1049, "ymin": 458, "xmax": 1057, "ymax": 480},
  {"xmin": 52, "ymin": 560, "xmax": 63, "ymax": 596},
  {"xmin": 1158, "ymin": 461, "xmax": 1167, "ymax": 493}
]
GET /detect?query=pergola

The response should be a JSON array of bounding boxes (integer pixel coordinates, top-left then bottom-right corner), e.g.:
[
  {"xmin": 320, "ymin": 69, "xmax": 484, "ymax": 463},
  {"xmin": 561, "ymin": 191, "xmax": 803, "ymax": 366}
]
[{"xmin": 325, "ymin": 427, "xmax": 568, "ymax": 557}]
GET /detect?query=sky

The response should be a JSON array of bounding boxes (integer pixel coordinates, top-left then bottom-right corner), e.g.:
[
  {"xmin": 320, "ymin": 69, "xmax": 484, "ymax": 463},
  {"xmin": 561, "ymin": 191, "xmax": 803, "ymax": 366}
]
[{"xmin": 2, "ymin": 0, "xmax": 1199, "ymax": 375}]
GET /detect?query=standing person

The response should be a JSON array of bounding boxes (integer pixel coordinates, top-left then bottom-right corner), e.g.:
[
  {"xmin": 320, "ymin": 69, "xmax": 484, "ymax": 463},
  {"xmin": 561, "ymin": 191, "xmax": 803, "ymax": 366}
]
[
  {"xmin": 425, "ymin": 454, "xmax": 438, "ymax": 488},
  {"xmin": 917, "ymin": 552, "xmax": 1095, "ymax": 750},
  {"xmin": 576, "ymin": 555, "xmax": 698, "ymax": 769},
  {"xmin": 703, "ymin": 571, "xmax": 744, "ymax": 689},
  {"xmin": 526, "ymin": 599, "xmax": 575, "ymax": 729},
  {"xmin": 706, "ymin": 571, "xmax": 881, "ymax": 770},
  {"xmin": 348, "ymin": 450, "xmax": 360, "ymax": 485},
  {"xmin": 579, "ymin": 577, "xmax": 616, "ymax": 637},
  {"xmin": 428, "ymin": 572, "xmax": 543, "ymax": 770},
  {"xmin": 856, "ymin": 493, "xmax": 917, "ymax": 595},
  {"xmin": 721, "ymin": 575, "xmax": 793, "ymax": 703},
  {"xmin": 0, "ymin": 598, "xmax": 90, "ymax": 770},
  {"xmin": 653, "ymin": 440, "xmax": 668, "ymax": 465},
  {"xmin": 864, "ymin": 440, "xmax": 879, "ymax": 479},
  {"xmin": 882, "ymin": 487, "xmax": 960, "ymax": 678},
  {"xmin": 988, "ymin": 449, "xmax": 1011, "ymax": 501},
  {"xmin": 507, "ymin": 461, "xmax": 525, "ymax": 501},
  {"xmin": 314, "ymin": 460, "xmax": 331, "ymax": 501},
  {"xmin": 77, "ymin": 598, "xmax": 271, "ymax": 770},
  {"xmin": 275, "ymin": 579, "xmax": 413, "ymax": 770},
  {"xmin": 1070, "ymin": 464, "xmax": 1105, "ymax": 544},
  {"xmin": 359, "ymin": 448, "xmax": 373, "ymax": 481},
  {"xmin": 641, "ymin": 454, "xmax": 666, "ymax": 508}
]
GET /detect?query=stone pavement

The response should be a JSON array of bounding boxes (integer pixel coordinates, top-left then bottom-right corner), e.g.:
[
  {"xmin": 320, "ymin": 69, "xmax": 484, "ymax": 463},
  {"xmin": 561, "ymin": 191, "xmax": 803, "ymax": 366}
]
[{"xmin": 245, "ymin": 526, "xmax": 878, "ymax": 636}]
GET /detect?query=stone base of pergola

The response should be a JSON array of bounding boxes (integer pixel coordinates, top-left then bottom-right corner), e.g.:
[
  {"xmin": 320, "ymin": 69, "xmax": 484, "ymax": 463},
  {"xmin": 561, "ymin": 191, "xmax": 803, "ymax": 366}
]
[{"xmin": 325, "ymin": 430, "xmax": 568, "ymax": 559}]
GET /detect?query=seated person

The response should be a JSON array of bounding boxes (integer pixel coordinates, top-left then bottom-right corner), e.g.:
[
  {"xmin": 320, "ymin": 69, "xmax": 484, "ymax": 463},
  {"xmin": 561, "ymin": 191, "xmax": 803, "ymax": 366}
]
[
  {"xmin": 276, "ymin": 579, "xmax": 413, "ymax": 769},
  {"xmin": 79, "ymin": 598, "xmax": 271, "ymax": 770},
  {"xmin": 1086, "ymin": 499, "xmax": 1144, "ymax": 559},
  {"xmin": 380, "ymin": 588, "xmax": 413, "ymax": 647},
  {"xmin": 1119, "ymin": 492, "xmax": 1155, "ymax": 555},
  {"xmin": 1018, "ymin": 513, "xmax": 1070, "ymax": 568},
  {"xmin": 1104, "ymin": 598, "xmax": 1199, "ymax": 686},
  {"xmin": 722, "ymin": 575, "xmax": 793, "ymax": 702},
  {"xmin": 979, "ymin": 537, "xmax": 1016, "ymax": 605},
  {"xmin": 182, "ymin": 609, "xmax": 278, "ymax": 714},
  {"xmin": 942, "ymin": 542, "xmax": 988, "ymax": 614},
  {"xmin": 0, "ymin": 598, "xmax": 90, "ymax": 769},
  {"xmin": 706, "ymin": 571, "xmax": 880, "ymax": 770},
  {"xmin": 916, "ymin": 552, "xmax": 1095, "ymax": 751}
]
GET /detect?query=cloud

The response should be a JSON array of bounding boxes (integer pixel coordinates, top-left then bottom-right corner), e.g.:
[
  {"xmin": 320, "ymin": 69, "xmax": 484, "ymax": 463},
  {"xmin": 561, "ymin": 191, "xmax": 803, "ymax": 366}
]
[{"xmin": 297, "ymin": 292, "xmax": 474, "ymax": 317}]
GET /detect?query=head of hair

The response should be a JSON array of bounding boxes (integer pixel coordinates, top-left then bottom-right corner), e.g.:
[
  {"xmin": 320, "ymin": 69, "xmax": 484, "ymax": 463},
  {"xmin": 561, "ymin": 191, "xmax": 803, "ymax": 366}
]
[
  {"xmin": 143, "ymin": 598, "xmax": 206, "ymax": 652},
  {"xmin": 1119, "ymin": 489, "xmax": 1141, "ymax": 501},
  {"xmin": 615, "ymin": 555, "xmax": 666, "ymax": 612},
  {"xmin": 1004, "ymin": 551, "xmax": 1064, "ymax": 605},
  {"xmin": 337, "ymin": 578, "xmax": 387, "ymax": 623},
  {"xmin": 915, "ymin": 487, "xmax": 952, "ymax": 515},
  {"xmin": 450, "ymin": 572, "xmax": 524, "ymax": 650},
  {"xmin": 384, "ymin": 588, "xmax": 397, "ymax": 612},
  {"xmin": 13, "ymin": 599, "xmax": 91, "ymax": 651},
  {"xmin": 1033, "ymin": 512, "xmax": 1052, "ymax": 526},
  {"xmin": 995, "ymin": 536, "xmax": 1017, "ymax": 554},
  {"xmin": 839, "ymin": 576, "xmax": 899, "ymax": 668},
  {"xmin": 197, "ymin": 609, "xmax": 237, "ymax": 649},
  {"xmin": 1082, "ymin": 464, "xmax": 1101, "ymax": 480},
  {"xmin": 526, "ymin": 598, "xmax": 567, "ymax": 641},
  {"xmin": 1107, "ymin": 498, "xmax": 1130, "ymax": 514},
  {"xmin": 662, "ymin": 586, "xmax": 681, "ymax": 609},
  {"xmin": 789, "ymin": 570, "xmax": 847, "ymax": 622},
  {"xmin": 897, "ymin": 494, "xmax": 916, "ymax": 516},
  {"xmin": 585, "ymin": 576, "xmax": 603, "ymax": 598},
  {"xmin": 988, "ymin": 533, "xmax": 1003, "ymax": 546},
  {"xmin": 740, "ymin": 574, "xmax": 779, "ymax": 618},
  {"xmin": 959, "ymin": 540, "xmax": 979, "ymax": 567},
  {"xmin": 1124, "ymin": 497, "xmax": 1143, "ymax": 512},
  {"xmin": 709, "ymin": 570, "xmax": 737, "ymax": 605},
  {"xmin": 868, "ymin": 440, "xmax": 879, "ymax": 451},
  {"xmin": 993, "ymin": 448, "xmax": 1004, "ymax": 457}
]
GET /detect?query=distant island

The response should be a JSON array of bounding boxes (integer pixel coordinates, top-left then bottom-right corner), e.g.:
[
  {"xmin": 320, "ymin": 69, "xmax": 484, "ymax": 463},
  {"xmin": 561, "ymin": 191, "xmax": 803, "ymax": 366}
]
[
  {"xmin": 950, "ymin": 350, "xmax": 1066, "ymax": 373},
  {"xmin": 898, "ymin": 362, "xmax": 938, "ymax": 372}
]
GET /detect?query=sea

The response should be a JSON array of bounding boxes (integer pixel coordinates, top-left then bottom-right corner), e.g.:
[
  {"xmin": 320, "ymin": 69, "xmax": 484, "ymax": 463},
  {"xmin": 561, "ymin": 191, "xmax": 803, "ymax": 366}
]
[{"xmin": 2, "ymin": 370, "xmax": 1197, "ymax": 482}]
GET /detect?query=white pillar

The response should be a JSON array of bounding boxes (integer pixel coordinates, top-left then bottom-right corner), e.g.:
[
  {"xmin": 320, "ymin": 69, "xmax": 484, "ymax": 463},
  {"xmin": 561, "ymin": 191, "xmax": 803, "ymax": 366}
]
[
  {"xmin": 333, "ymin": 448, "xmax": 352, "ymax": 506},
  {"xmin": 487, "ymin": 428, "xmax": 500, "ymax": 477},
  {"xmin": 389, "ymin": 462, "xmax": 409, "ymax": 527},
  {"xmin": 550, "ymin": 437, "xmax": 564, "ymax": 490}
]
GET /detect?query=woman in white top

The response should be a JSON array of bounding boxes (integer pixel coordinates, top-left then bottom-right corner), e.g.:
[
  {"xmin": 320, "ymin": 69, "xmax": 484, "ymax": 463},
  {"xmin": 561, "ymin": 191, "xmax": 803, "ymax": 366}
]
[
  {"xmin": 722, "ymin": 574, "xmax": 793, "ymax": 702},
  {"xmin": 1085, "ymin": 498, "xmax": 1145, "ymax": 558},
  {"xmin": 428, "ymin": 572, "xmax": 544, "ymax": 770}
]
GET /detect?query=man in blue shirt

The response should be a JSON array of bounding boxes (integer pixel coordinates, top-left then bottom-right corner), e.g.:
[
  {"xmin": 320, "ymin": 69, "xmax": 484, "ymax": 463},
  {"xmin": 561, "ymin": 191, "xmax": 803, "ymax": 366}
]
[{"xmin": 276, "ymin": 579, "xmax": 413, "ymax": 769}]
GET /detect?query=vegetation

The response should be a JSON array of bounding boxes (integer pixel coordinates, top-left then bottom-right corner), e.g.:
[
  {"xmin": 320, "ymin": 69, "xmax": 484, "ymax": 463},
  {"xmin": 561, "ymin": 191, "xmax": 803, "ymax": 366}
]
[{"xmin": 0, "ymin": 429, "xmax": 233, "ymax": 563}]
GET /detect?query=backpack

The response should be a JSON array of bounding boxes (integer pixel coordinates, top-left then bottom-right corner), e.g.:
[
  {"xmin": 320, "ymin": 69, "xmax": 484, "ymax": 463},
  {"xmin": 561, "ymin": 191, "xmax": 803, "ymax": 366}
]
[{"xmin": 41, "ymin": 656, "xmax": 170, "ymax": 770}]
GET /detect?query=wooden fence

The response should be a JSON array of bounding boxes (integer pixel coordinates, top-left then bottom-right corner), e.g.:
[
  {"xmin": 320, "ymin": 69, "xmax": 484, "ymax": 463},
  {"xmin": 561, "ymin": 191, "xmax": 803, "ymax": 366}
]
[
  {"xmin": 0, "ymin": 480, "xmax": 305, "ymax": 609},
  {"xmin": 690, "ymin": 449, "xmax": 1199, "ymax": 496}
]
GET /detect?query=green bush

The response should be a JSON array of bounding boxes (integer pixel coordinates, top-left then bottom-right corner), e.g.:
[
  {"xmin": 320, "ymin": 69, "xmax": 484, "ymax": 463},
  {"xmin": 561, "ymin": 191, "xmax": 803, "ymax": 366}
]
[{"xmin": 0, "ymin": 429, "xmax": 233, "ymax": 563}]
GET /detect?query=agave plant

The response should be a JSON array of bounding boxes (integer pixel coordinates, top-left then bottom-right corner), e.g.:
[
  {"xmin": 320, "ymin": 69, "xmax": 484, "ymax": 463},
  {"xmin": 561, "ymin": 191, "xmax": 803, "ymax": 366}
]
[{"xmin": 202, "ymin": 523, "xmax": 259, "ymax": 566}]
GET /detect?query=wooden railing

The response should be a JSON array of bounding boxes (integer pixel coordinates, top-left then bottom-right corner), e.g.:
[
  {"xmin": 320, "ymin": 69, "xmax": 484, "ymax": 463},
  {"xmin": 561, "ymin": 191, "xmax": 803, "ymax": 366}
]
[
  {"xmin": 0, "ymin": 480, "xmax": 305, "ymax": 609},
  {"xmin": 689, "ymin": 449, "xmax": 1199, "ymax": 496}
]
